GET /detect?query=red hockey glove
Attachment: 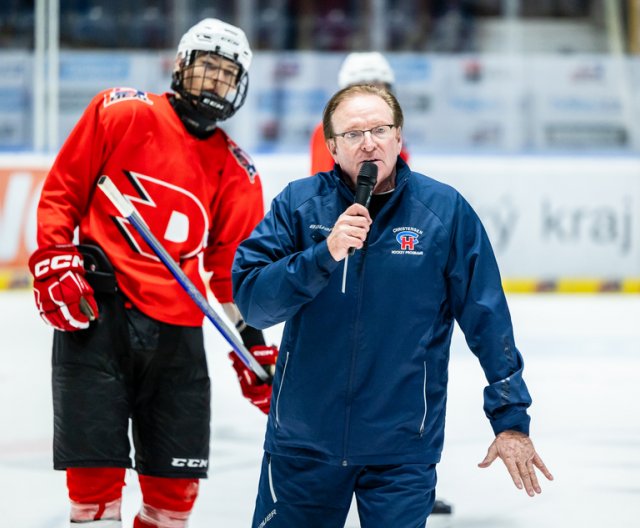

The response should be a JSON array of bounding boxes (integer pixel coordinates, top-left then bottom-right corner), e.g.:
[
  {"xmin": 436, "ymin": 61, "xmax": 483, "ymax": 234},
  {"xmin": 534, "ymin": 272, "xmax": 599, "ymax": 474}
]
[
  {"xmin": 228, "ymin": 345, "xmax": 278, "ymax": 414},
  {"xmin": 28, "ymin": 245, "xmax": 99, "ymax": 332}
]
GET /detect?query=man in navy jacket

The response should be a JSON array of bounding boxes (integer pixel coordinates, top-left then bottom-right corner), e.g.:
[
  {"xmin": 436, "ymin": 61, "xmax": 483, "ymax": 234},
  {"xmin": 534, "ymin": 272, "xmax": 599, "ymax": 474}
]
[{"xmin": 233, "ymin": 84, "xmax": 553, "ymax": 527}]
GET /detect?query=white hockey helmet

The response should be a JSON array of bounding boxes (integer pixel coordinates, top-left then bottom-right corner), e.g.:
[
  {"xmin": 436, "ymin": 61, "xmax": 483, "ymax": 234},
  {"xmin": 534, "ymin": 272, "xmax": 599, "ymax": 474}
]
[
  {"xmin": 176, "ymin": 18, "xmax": 252, "ymax": 73},
  {"xmin": 172, "ymin": 18, "xmax": 252, "ymax": 122},
  {"xmin": 338, "ymin": 52, "xmax": 395, "ymax": 89}
]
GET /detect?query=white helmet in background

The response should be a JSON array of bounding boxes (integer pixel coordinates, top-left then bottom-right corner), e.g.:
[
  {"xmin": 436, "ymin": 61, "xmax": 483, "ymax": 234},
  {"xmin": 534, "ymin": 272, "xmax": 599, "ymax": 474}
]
[
  {"xmin": 171, "ymin": 18, "xmax": 252, "ymax": 122},
  {"xmin": 338, "ymin": 52, "xmax": 395, "ymax": 89}
]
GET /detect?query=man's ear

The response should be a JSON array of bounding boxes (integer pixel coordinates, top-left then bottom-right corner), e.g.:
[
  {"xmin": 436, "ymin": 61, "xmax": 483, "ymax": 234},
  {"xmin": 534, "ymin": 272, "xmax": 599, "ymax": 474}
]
[{"xmin": 327, "ymin": 139, "xmax": 337, "ymax": 157}]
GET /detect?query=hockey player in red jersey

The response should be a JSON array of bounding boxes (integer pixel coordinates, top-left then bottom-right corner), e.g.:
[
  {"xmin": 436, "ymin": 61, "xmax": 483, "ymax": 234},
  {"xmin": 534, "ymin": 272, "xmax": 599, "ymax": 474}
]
[
  {"xmin": 28, "ymin": 18, "xmax": 277, "ymax": 527},
  {"xmin": 309, "ymin": 52, "xmax": 410, "ymax": 175}
]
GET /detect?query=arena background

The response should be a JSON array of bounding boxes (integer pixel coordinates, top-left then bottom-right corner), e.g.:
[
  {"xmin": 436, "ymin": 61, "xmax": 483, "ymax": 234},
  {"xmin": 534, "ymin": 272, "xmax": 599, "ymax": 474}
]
[
  {"xmin": 0, "ymin": 2, "xmax": 639, "ymax": 527},
  {"xmin": 1, "ymin": 0, "xmax": 639, "ymax": 291}
]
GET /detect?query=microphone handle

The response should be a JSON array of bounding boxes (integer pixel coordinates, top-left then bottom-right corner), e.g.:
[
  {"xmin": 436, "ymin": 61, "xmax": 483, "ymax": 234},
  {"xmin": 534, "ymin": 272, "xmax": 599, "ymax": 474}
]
[{"xmin": 348, "ymin": 183, "xmax": 374, "ymax": 256}]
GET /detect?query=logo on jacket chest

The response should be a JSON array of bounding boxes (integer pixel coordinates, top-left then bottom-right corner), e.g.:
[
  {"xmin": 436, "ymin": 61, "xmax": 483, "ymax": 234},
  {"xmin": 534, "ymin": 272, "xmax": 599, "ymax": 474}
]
[{"xmin": 391, "ymin": 226, "xmax": 424, "ymax": 256}]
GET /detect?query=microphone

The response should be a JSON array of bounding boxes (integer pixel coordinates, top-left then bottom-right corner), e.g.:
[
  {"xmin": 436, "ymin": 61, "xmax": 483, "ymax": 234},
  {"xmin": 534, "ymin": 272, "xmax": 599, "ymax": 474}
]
[{"xmin": 348, "ymin": 161, "xmax": 378, "ymax": 256}]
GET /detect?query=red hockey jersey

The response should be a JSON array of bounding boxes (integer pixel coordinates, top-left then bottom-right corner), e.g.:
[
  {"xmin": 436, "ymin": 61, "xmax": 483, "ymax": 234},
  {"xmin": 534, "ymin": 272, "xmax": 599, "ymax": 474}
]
[{"xmin": 36, "ymin": 87, "xmax": 264, "ymax": 326}]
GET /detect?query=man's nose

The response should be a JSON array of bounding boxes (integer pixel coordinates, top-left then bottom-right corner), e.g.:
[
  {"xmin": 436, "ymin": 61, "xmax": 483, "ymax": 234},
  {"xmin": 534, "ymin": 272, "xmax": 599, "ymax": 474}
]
[{"xmin": 360, "ymin": 131, "xmax": 376, "ymax": 150}]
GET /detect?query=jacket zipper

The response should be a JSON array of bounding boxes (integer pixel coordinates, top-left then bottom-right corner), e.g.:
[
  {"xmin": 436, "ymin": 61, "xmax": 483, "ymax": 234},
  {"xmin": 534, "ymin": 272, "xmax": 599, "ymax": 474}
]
[
  {"xmin": 419, "ymin": 361, "xmax": 428, "ymax": 436},
  {"xmin": 275, "ymin": 351, "xmax": 290, "ymax": 428}
]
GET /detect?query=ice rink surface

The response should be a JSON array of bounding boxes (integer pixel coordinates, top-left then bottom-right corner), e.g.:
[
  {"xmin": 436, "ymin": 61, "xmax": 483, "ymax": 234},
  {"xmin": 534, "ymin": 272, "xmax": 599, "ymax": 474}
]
[{"xmin": 1, "ymin": 291, "xmax": 638, "ymax": 527}]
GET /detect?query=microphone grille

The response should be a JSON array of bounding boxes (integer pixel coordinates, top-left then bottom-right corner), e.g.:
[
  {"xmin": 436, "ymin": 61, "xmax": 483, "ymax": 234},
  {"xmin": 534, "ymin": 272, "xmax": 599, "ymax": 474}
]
[{"xmin": 357, "ymin": 161, "xmax": 378, "ymax": 185}]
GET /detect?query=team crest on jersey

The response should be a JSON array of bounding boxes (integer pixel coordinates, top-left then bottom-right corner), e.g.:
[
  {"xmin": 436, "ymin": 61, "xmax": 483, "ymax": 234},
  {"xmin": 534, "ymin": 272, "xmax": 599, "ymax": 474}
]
[
  {"xmin": 391, "ymin": 227, "xmax": 424, "ymax": 255},
  {"xmin": 228, "ymin": 141, "xmax": 258, "ymax": 183},
  {"xmin": 108, "ymin": 170, "xmax": 209, "ymax": 263},
  {"xmin": 103, "ymin": 87, "xmax": 153, "ymax": 108}
]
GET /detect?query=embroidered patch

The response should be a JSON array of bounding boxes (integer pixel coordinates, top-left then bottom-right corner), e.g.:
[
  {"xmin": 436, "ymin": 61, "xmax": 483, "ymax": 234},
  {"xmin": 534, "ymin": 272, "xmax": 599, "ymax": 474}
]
[
  {"xmin": 103, "ymin": 87, "xmax": 152, "ymax": 107},
  {"xmin": 229, "ymin": 140, "xmax": 258, "ymax": 183},
  {"xmin": 391, "ymin": 226, "xmax": 424, "ymax": 255}
]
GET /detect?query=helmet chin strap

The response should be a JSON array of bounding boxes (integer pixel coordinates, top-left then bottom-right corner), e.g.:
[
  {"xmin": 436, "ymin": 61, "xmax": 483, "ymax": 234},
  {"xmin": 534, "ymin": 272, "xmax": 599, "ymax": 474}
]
[{"xmin": 169, "ymin": 94, "xmax": 219, "ymax": 139}]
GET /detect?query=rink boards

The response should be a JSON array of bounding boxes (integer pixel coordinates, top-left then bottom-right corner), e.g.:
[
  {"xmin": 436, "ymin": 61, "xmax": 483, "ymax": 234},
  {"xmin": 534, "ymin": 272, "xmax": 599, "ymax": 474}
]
[{"xmin": 1, "ymin": 153, "xmax": 639, "ymax": 292}]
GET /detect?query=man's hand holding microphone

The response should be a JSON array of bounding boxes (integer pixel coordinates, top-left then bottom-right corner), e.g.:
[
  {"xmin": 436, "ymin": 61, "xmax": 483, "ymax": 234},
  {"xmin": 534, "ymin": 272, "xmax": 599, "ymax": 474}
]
[{"xmin": 327, "ymin": 161, "xmax": 378, "ymax": 262}]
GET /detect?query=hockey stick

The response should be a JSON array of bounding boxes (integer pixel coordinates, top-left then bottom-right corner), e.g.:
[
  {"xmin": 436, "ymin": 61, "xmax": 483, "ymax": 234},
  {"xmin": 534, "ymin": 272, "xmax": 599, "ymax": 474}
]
[{"xmin": 97, "ymin": 175, "xmax": 271, "ymax": 383}]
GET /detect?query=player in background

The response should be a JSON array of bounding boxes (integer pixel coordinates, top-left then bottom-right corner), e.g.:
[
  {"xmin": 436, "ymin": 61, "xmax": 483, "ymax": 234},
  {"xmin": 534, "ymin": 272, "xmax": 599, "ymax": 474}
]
[
  {"xmin": 28, "ymin": 18, "xmax": 277, "ymax": 528},
  {"xmin": 309, "ymin": 52, "xmax": 409, "ymax": 175},
  {"xmin": 311, "ymin": 51, "xmax": 452, "ymax": 517}
]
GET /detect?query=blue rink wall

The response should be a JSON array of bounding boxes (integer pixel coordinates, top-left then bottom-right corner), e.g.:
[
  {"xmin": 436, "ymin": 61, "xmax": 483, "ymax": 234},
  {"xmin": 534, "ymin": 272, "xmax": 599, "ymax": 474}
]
[{"xmin": 1, "ymin": 153, "xmax": 639, "ymax": 293}]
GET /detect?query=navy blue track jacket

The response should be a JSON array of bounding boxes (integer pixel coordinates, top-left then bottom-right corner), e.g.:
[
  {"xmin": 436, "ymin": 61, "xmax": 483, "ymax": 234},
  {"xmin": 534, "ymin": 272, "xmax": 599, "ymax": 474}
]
[{"xmin": 233, "ymin": 158, "xmax": 532, "ymax": 466}]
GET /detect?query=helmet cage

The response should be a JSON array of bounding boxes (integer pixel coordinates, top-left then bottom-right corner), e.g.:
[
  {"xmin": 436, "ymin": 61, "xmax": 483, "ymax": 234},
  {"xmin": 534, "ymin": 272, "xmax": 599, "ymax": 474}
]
[{"xmin": 172, "ymin": 50, "xmax": 249, "ymax": 122}]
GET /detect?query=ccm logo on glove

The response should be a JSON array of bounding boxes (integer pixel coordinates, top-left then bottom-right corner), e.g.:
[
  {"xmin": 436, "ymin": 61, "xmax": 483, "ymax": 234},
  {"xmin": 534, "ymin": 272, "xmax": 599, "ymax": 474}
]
[
  {"xmin": 32, "ymin": 253, "xmax": 84, "ymax": 278},
  {"xmin": 29, "ymin": 245, "xmax": 99, "ymax": 332}
]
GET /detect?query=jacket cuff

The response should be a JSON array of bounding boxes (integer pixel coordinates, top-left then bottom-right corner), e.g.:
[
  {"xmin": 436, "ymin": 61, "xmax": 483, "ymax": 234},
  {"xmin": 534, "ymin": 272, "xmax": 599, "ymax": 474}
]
[
  {"xmin": 490, "ymin": 408, "xmax": 531, "ymax": 436},
  {"xmin": 313, "ymin": 240, "xmax": 341, "ymax": 274}
]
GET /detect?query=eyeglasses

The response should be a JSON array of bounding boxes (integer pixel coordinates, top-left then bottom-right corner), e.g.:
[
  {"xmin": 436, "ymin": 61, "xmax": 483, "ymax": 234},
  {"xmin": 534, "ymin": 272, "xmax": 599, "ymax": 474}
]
[{"xmin": 332, "ymin": 124, "xmax": 396, "ymax": 144}]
